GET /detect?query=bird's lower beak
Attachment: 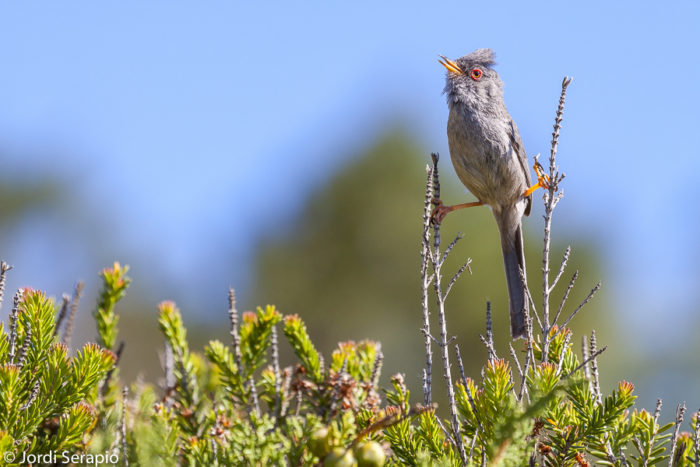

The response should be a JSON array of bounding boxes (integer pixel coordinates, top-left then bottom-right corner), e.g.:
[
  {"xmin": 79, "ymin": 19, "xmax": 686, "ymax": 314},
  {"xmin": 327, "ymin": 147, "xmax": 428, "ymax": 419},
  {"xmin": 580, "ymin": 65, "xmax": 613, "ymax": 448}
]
[{"xmin": 438, "ymin": 55, "xmax": 464, "ymax": 75}]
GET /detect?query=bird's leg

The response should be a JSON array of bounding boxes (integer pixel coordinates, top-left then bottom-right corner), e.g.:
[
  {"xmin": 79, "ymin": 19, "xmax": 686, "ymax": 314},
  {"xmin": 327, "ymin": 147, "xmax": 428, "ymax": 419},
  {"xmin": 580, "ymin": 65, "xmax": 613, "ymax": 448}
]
[
  {"xmin": 431, "ymin": 198, "xmax": 484, "ymax": 224},
  {"xmin": 523, "ymin": 161, "xmax": 551, "ymax": 197}
]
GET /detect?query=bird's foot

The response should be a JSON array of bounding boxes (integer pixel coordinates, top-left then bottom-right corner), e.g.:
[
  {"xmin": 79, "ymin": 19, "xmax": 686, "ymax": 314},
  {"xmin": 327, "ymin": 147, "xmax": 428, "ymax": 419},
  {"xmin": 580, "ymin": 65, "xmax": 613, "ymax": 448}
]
[
  {"xmin": 523, "ymin": 161, "xmax": 551, "ymax": 197},
  {"xmin": 430, "ymin": 198, "xmax": 484, "ymax": 225}
]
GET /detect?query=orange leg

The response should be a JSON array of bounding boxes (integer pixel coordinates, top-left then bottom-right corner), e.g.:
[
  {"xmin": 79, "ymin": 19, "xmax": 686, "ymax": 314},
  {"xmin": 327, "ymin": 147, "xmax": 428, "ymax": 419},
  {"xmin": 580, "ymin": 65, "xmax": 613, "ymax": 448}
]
[
  {"xmin": 523, "ymin": 161, "xmax": 551, "ymax": 197},
  {"xmin": 431, "ymin": 199, "xmax": 484, "ymax": 224}
]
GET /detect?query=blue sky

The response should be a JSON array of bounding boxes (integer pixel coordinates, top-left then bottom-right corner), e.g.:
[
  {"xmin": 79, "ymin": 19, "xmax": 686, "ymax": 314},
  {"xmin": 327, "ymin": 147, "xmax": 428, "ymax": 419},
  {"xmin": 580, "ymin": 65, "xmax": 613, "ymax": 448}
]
[{"xmin": 1, "ymin": 1, "xmax": 699, "ymax": 401}]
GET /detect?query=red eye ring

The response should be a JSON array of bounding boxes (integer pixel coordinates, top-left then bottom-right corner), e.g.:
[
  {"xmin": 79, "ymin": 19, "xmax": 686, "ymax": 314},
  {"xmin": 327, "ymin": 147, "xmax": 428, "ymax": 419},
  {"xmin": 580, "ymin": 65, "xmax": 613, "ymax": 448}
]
[{"xmin": 470, "ymin": 68, "xmax": 483, "ymax": 80}]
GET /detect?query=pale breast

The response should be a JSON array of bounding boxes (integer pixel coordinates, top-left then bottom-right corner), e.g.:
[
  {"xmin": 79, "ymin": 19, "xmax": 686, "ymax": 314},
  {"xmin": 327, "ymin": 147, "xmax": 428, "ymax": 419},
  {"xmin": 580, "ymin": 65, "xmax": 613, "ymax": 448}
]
[{"xmin": 447, "ymin": 106, "xmax": 528, "ymax": 208}]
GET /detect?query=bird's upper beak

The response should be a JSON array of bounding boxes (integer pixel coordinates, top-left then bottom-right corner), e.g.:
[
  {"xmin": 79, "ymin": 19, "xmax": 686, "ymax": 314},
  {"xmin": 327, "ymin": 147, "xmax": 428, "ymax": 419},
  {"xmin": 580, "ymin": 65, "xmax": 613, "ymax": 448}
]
[{"xmin": 438, "ymin": 55, "xmax": 464, "ymax": 75}]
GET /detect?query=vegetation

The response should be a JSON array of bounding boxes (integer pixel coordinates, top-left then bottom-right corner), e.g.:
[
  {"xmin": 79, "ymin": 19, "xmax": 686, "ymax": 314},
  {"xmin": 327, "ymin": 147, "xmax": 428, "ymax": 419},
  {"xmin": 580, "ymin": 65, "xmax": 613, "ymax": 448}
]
[{"xmin": 0, "ymin": 80, "xmax": 698, "ymax": 466}]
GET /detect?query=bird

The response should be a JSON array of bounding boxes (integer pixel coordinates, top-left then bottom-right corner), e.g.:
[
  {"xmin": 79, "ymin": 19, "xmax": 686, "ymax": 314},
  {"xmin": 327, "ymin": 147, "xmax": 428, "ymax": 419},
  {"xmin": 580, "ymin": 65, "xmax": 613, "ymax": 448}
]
[{"xmin": 437, "ymin": 48, "xmax": 540, "ymax": 339}]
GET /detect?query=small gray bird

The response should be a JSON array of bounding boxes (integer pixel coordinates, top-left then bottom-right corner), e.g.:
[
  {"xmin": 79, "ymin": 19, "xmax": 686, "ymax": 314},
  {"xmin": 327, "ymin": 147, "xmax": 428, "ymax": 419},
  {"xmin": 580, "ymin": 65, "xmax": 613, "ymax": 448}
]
[{"xmin": 438, "ymin": 48, "xmax": 534, "ymax": 339}]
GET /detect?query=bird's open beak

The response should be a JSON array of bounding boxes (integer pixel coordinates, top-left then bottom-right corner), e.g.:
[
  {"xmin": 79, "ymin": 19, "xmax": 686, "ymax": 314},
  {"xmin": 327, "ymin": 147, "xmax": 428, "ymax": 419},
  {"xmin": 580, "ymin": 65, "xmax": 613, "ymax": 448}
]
[{"xmin": 438, "ymin": 55, "xmax": 464, "ymax": 75}]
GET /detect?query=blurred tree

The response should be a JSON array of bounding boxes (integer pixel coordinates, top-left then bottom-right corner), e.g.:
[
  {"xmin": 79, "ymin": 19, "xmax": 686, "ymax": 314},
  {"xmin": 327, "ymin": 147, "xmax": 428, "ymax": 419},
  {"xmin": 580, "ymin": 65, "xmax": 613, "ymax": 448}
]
[
  {"xmin": 0, "ymin": 180, "xmax": 60, "ymax": 226},
  {"xmin": 250, "ymin": 129, "xmax": 612, "ymax": 406}
]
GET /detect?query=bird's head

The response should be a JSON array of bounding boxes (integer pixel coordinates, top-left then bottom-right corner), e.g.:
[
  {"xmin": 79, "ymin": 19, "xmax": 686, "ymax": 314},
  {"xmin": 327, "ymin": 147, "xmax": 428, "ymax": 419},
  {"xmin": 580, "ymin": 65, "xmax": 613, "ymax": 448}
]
[{"xmin": 439, "ymin": 48, "xmax": 503, "ymax": 107}]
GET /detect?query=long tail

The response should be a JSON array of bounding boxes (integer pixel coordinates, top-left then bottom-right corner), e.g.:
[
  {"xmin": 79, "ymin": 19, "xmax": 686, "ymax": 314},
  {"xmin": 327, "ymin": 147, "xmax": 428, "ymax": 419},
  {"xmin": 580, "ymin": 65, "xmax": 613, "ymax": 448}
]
[{"xmin": 497, "ymin": 215, "xmax": 528, "ymax": 339}]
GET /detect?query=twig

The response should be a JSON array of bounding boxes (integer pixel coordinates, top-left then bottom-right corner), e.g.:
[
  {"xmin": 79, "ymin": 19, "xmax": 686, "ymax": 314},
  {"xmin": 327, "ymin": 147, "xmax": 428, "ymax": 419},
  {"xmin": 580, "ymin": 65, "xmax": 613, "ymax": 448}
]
[
  {"xmin": 540, "ymin": 77, "xmax": 572, "ymax": 363},
  {"xmin": 8, "ymin": 289, "xmax": 23, "ymax": 364},
  {"xmin": 589, "ymin": 331, "xmax": 602, "ymax": 404},
  {"xmin": 271, "ymin": 325, "xmax": 282, "ymax": 417},
  {"xmin": 581, "ymin": 335, "xmax": 593, "ymax": 392},
  {"xmin": 371, "ymin": 350, "xmax": 383, "ymax": 388},
  {"xmin": 0, "ymin": 261, "xmax": 11, "ymax": 314},
  {"xmin": 553, "ymin": 271, "xmax": 578, "ymax": 329},
  {"xmin": 53, "ymin": 294, "xmax": 70, "ymax": 337},
  {"xmin": 62, "ymin": 281, "xmax": 85, "ymax": 349},
  {"xmin": 481, "ymin": 302, "xmax": 497, "ymax": 363},
  {"xmin": 521, "ymin": 269, "xmax": 543, "ymax": 333},
  {"xmin": 279, "ymin": 367, "xmax": 292, "ymax": 418},
  {"xmin": 16, "ymin": 323, "xmax": 32, "ymax": 369},
  {"xmin": 429, "ymin": 152, "xmax": 469, "ymax": 465},
  {"xmin": 20, "ymin": 380, "xmax": 40, "ymax": 410},
  {"xmin": 163, "ymin": 342, "xmax": 175, "ymax": 402},
  {"xmin": 555, "ymin": 282, "xmax": 601, "ymax": 335},
  {"xmin": 249, "ymin": 375, "xmax": 260, "ymax": 417},
  {"xmin": 509, "ymin": 343, "xmax": 523, "ymax": 382},
  {"xmin": 563, "ymin": 344, "xmax": 607, "ymax": 379},
  {"xmin": 555, "ymin": 331, "xmax": 572, "ymax": 376},
  {"xmin": 420, "ymin": 162, "xmax": 435, "ymax": 405},
  {"xmin": 668, "ymin": 403, "xmax": 686, "ymax": 467},
  {"xmin": 228, "ymin": 287, "xmax": 243, "ymax": 372},
  {"xmin": 653, "ymin": 398, "xmax": 663, "ymax": 426},
  {"xmin": 468, "ymin": 427, "xmax": 480, "ymax": 465},
  {"xmin": 445, "ymin": 259, "xmax": 471, "ymax": 299},
  {"xmin": 691, "ymin": 408, "xmax": 699, "ymax": 467},
  {"xmin": 121, "ymin": 386, "xmax": 129, "ymax": 467},
  {"xmin": 549, "ymin": 246, "xmax": 571, "ymax": 293}
]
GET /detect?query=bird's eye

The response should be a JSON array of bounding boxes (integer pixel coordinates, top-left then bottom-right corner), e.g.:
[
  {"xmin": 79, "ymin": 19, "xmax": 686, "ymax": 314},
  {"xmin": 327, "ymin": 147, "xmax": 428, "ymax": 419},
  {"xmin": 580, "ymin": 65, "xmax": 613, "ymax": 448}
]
[{"xmin": 470, "ymin": 68, "xmax": 483, "ymax": 80}]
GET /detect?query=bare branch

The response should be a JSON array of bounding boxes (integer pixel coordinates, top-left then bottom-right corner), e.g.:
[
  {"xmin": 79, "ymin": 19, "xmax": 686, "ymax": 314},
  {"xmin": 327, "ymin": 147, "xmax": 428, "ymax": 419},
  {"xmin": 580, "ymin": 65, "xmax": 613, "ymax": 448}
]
[
  {"xmin": 420, "ymin": 161, "xmax": 435, "ymax": 405},
  {"xmin": 62, "ymin": 281, "xmax": 85, "ymax": 349},
  {"xmin": 553, "ymin": 270, "xmax": 578, "ymax": 327},
  {"xmin": 445, "ymin": 259, "xmax": 472, "ymax": 299},
  {"xmin": 564, "ymin": 344, "xmax": 608, "ymax": 379},
  {"xmin": 0, "ymin": 261, "xmax": 11, "ymax": 314},
  {"xmin": 558, "ymin": 282, "xmax": 601, "ymax": 332},
  {"xmin": 549, "ymin": 246, "xmax": 571, "ymax": 293},
  {"xmin": 668, "ymin": 403, "xmax": 687, "ymax": 467}
]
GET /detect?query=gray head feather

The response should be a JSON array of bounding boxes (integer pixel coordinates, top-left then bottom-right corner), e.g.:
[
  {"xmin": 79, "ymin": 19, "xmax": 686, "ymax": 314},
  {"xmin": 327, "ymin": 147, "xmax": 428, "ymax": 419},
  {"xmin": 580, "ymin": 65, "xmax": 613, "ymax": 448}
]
[{"xmin": 443, "ymin": 48, "xmax": 503, "ymax": 110}]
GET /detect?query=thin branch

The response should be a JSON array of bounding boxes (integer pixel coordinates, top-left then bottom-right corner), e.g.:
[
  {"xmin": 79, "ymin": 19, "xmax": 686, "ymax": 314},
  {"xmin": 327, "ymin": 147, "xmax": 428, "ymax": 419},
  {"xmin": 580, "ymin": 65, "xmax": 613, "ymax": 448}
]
[
  {"xmin": 429, "ymin": 152, "xmax": 468, "ymax": 465},
  {"xmin": 691, "ymin": 407, "xmax": 699, "ymax": 467},
  {"xmin": 555, "ymin": 282, "xmax": 601, "ymax": 337},
  {"xmin": 581, "ymin": 335, "xmax": 593, "ymax": 392},
  {"xmin": 163, "ymin": 342, "xmax": 175, "ymax": 402},
  {"xmin": 279, "ymin": 367, "xmax": 292, "ymax": 418},
  {"xmin": 228, "ymin": 287, "xmax": 244, "ymax": 374},
  {"xmin": 20, "ymin": 380, "xmax": 40, "ymax": 411},
  {"xmin": 540, "ymin": 77, "xmax": 572, "ymax": 363},
  {"xmin": 555, "ymin": 331, "xmax": 572, "ymax": 376},
  {"xmin": 0, "ymin": 261, "xmax": 11, "ymax": 314},
  {"xmin": 521, "ymin": 268, "xmax": 543, "ymax": 333},
  {"xmin": 16, "ymin": 322, "xmax": 32, "ymax": 369},
  {"xmin": 441, "ymin": 233, "xmax": 464, "ymax": 266},
  {"xmin": 53, "ymin": 294, "xmax": 70, "ymax": 337},
  {"xmin": 371, "ymin": 350, "xmax": 383, "ymax": 388},
  {"xmin": 62, "ymin": 281, "xmax": 85, "ymax": 349},
  {"xmin": 668, "ymin": 403, "xmax": 686, "ymax": 467},
  {"xmin": 271, "ymin": 325, "xmax": 282, "ymax": 417},
  {"xmin": 445, "ymin": 258, "xmax": 471, "ymax": 299},
  {"xmin": 509, "ymin": 343, "xmax": 523, "ymax": 382},
  {"xmin": 8, "ymin": 289, "xmax": 23, "ymax": 364},
  {"xmin": 553, "ymin": 270, "xmax": 578, "ymax": 327},
  {"xmin": 483, "ymin": 302, "xmax": 497, "ymax": 362},
  {"xmin": 420, "ymin": 162, "xmax": 435, "ymax": 405},
  {"xmin": 589, "ymin": 331, "xmax": 602, "ymax": 404},
  {"xmin": 468, "ymin": 427, "xmax": 480, "ymax": 465},
  {"xmin": 564, "ymin": 344, "xmax": 608, "ymax": 379},
  {"xmin": 121, "ymin": 386, "xmax": 129, "ymax": 467},
  {"xmin": 549, "ymin": 246, "xmax": 571, "ymax": 293}
]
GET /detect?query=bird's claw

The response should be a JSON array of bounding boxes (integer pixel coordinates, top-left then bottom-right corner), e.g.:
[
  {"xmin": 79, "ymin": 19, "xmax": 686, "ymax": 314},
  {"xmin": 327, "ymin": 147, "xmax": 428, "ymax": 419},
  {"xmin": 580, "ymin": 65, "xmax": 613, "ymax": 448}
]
[
  {"xmin": 523, "ymin": 161, "xmax": 552, "ymax": 197},
  {"xmin": 430, "ymin": 198, "xmax": 449, "ymax": 225}
]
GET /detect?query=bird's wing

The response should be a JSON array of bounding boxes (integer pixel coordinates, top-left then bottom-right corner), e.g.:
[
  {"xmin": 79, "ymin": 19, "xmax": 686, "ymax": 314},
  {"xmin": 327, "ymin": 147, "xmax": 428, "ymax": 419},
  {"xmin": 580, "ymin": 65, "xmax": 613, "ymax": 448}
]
[{"xmin": 508, "ymin": 119, "xmax": 533, "ymax": 215}]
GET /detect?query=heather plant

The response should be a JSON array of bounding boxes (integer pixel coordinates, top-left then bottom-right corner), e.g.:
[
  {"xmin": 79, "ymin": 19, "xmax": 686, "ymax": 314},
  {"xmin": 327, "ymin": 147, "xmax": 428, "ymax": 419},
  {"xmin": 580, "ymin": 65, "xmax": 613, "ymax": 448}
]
[{"xmin": 0, "ymin": 79, "xmax": 699, "ymax": 466}]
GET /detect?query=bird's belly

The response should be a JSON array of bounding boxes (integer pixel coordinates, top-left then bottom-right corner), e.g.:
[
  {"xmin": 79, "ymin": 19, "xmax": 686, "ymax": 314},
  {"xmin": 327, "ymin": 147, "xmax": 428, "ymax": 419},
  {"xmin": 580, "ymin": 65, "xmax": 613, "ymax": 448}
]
[{"xmin": 447, "ymin": 113, "xmax": 526, "ymax": 208}]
